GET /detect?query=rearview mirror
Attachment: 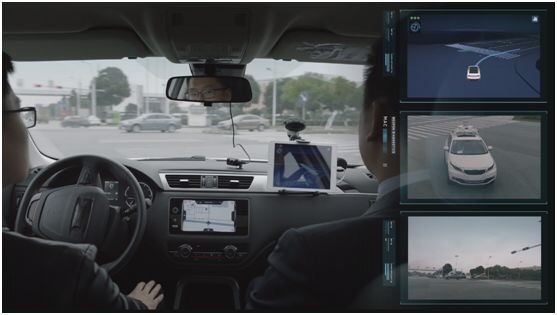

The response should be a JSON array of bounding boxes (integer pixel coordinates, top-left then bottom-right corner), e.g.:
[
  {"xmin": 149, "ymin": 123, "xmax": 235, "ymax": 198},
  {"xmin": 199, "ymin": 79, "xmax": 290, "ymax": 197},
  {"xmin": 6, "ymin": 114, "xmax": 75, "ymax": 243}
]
[{"xmin": 166, "ymin": 76, "xmax": 252, "ymax": 103}]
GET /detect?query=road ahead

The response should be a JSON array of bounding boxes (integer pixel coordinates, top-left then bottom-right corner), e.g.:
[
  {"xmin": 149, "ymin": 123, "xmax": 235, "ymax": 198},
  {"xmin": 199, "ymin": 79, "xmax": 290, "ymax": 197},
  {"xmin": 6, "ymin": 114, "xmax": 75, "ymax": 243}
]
[
  {"xmin": 29, "ymin": 123, "xmax": 362, "ymax": 164},
  {"xmin": 408, "ymin": 276, "xmax": 541, "ymax": 300},
  {"xmin": 406, "ymin": 116, "xmax": 542, "ymax": 200}
]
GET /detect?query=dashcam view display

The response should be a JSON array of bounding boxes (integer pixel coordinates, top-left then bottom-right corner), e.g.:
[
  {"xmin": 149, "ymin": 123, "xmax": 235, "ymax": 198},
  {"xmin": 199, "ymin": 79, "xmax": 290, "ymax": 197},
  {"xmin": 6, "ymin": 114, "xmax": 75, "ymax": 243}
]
[
  {"xmin": 181, "ymin": 200, "xmax": 235, "ymax": 233},
  {"xmin": 271, "ymin": 142, "xmax": 334, "ymax": 191},
  {"xmin": 405, "ymin": 114, "xmax": 542, "ymax": 201},
  {"xmin": 408, "ymin": 216, "xmax": 542, "ymax": 301},
  {"xmin": 406, "ymin": 12, "xmax": 541, "ymax": 99}
]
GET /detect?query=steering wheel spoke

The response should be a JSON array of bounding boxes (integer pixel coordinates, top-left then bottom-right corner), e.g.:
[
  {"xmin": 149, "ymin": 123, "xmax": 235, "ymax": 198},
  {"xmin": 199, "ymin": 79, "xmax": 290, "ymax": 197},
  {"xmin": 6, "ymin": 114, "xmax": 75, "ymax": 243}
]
[{"xmin": 77, "ymin": 160, "xmax": 100, "ymax": 186}]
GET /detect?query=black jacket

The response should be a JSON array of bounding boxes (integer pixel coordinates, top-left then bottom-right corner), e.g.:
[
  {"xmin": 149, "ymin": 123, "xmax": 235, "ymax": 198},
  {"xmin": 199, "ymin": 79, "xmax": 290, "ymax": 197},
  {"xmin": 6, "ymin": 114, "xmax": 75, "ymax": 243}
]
[
  {"xmin": 2, "ymin": 231, "xmax": 147, "ymax": 312},
  {"xmin": 245, "ymin": 189, "xmax": 400, "ymax": 311}
]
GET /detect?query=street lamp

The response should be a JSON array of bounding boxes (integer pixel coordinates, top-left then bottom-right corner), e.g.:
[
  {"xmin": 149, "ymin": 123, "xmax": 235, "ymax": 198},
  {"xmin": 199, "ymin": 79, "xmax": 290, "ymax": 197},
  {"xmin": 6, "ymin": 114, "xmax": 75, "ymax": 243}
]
[
  {"xmin": 454, "ymin": 254, "xmax": 459, "ymax": 272},
  {"xmin": 265, "ymin": 62, "xmax": 277, "ymax": 127},
  {"xmin": 80, "ymin": 61, "xmax": 99, "ymax": 117},
  {"xmin": 487, "ymin": 255, "xmax": 492, "ymax": 279}
]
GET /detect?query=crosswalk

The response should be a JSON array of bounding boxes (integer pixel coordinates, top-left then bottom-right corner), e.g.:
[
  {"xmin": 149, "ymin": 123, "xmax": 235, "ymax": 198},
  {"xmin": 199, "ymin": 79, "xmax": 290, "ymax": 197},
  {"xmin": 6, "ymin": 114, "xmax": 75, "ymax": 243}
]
[{"xmin": 407, "ymin": 116, "xmax": 517, "ymax": 141}]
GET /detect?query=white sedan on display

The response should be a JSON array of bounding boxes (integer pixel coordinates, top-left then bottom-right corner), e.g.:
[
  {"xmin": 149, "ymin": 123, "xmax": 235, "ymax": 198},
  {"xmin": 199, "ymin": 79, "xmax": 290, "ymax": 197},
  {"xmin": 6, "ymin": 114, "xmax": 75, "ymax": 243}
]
[
  {"xmin": 444, "ymin": 125, "xmax": 496, "ymax": 185},
  {"xmin": 466, "ymin": 65, "xmax": 481, "ymax": 80}
]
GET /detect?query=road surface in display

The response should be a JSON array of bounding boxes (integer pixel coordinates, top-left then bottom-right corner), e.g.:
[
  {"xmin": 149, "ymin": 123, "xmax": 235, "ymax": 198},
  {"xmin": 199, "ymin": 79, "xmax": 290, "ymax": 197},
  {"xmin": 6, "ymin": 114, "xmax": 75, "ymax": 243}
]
[
  {"xmin": 406, "ymin": 116, "xmax": 541, "ymax": 200},
  {"xmin": 29, "ymin": 123, "xmax": 362, "ymax": 165},
  {"xmin": 407, "ymin": 37, "xmax": 540, "ymax": 98},
  {"xmin": 408, "ymin": 276, "xmax": 541, "ymax": 300}
]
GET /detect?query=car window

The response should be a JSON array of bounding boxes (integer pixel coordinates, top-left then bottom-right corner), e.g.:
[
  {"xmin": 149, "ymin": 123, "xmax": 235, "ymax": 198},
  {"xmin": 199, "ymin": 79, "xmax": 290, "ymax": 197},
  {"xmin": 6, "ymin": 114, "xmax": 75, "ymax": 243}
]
[
  {"xmin": 450, "ymin": 139, "xmax": 488, "ymax": 155},
  {"xmin": 17, "ymin": 57, "xmax": 365, "ymax": 164}
]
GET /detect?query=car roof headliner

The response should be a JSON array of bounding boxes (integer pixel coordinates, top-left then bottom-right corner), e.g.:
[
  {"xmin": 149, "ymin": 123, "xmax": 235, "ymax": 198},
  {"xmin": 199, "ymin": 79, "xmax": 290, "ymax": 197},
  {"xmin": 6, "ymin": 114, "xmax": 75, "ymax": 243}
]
[{"xmin": 2, "ymin": 3, "xmax": 385, "ymax": 65}]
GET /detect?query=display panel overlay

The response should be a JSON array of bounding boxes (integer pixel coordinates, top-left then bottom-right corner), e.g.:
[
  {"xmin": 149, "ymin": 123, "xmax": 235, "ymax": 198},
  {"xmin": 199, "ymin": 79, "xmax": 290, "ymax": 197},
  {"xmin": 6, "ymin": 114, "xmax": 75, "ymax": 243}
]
[
  {"xmin": 407, "ymin": 216, "xmax": 542, "ymax": 301},
  {"xmin": 402, "ymin": 10, "xmax": 545, "ymax": 101},
  {"xmin": 401, "ymin": 112, "xmax": 546, "ymax": 204}
]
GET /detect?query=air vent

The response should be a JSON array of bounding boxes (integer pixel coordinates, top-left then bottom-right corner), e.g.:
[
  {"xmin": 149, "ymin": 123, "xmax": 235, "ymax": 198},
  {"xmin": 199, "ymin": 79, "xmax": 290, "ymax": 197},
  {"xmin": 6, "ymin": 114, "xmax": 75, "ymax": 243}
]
[
  {"xmin": 165, "ymin": 174, "xmax": 202, "ymax": 188},
  {"xmin": 217, "ymin": 175, "xmax": 253, "ymax": 189}
]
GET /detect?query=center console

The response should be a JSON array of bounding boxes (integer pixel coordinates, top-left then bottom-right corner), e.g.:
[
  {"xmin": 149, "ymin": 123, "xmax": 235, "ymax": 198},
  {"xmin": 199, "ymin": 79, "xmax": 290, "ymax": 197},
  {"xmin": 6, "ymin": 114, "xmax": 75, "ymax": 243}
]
[{"xmin": 167, "ymin": 198, "xmax": 249, "ymax": 264}]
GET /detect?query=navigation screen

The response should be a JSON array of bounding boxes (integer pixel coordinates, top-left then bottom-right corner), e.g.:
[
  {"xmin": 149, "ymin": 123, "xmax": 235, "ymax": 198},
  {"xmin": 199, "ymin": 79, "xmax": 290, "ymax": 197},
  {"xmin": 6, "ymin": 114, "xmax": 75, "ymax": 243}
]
[
  {"xmin": 405, "ymin": 12, "xmax": 542, "ymax": 99},
  {"xmin": 181, "ymin": 200, "xmax": 236, "ymax": 233},
  {"xmin": 270, "ymin": 142, "xmax": 335, "ymax": 191}
]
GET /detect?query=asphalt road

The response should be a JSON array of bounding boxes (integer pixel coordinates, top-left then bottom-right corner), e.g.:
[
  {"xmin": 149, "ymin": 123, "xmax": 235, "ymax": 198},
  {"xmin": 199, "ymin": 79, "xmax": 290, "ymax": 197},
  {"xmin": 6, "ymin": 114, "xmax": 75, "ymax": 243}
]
[
  {"xmin": 29, "ymin": 122, "xmax": 362, "ymax": 164},
  {"xmin": 407, "ymin": 37, "xmax": 540, "ymax": 98},
  {"xmin": 406, "ymin": 116, "xmax": 542, "ymax": 200},
  {"xmin": 408, "ymin": 276, "xmax": 541, "ymax": 300}
]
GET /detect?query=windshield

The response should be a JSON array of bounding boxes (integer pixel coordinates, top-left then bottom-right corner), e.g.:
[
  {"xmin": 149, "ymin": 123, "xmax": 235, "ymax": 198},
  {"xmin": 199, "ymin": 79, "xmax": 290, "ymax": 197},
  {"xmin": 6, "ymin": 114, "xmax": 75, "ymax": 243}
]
[
  {"xmin": 450, "ymin": 139, "xmax": 488, "ymax": 155},
  {"xmin": 14, "ymin": 58, "xmax": 364, "ymax": 165}
]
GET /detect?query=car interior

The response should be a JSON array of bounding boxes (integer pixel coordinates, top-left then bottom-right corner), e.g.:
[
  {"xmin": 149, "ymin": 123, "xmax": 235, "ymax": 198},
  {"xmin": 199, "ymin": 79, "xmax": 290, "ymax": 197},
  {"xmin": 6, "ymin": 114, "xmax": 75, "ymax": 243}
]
[{"xmin": 2, "ymin": 2, "xmax": 554, "ymax": 313}]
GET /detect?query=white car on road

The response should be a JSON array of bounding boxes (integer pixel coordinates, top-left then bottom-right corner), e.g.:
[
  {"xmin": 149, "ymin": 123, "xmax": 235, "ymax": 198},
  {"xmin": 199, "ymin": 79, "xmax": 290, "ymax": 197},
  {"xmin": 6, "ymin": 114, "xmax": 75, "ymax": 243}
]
[{"xmin": 444, "ymin": 125, "xmax": 496, "ymax": 185}]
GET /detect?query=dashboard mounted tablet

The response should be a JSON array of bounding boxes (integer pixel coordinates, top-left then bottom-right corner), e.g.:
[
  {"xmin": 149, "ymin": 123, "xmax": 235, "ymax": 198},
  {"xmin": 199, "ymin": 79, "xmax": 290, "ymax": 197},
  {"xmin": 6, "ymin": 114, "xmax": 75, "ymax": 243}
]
[{"xmin": 267, "ymin": 141, "xmax": 337, "ymax": 193}]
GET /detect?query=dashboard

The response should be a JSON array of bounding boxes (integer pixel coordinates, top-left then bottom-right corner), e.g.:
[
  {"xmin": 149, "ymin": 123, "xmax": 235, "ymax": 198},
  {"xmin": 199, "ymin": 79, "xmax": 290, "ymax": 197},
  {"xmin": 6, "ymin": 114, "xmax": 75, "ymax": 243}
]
[{"xmin": 17, "ymin": 158, "xmax": 377, "ymax": 270}]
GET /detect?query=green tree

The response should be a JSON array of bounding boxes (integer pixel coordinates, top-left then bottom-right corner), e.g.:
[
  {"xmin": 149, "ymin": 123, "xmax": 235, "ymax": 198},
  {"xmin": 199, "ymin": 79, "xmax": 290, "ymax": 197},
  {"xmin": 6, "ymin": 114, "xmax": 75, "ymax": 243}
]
[
  {"xmin": 263, "ymin": 78, "xmax": 291, "ymax": 114},
  {"xmin": 125, "ymin": 103, "xmax": 139, "ymax": 114},
  {"xmin": 469, "ymin": 265, "xmax": 485, "ymax": 277},
  {"xmin": 93, "ymin": 67, "xmax": 131, "ymax": 111},
  {"xmin": 442, "ymin": 263, "xmax": 453, "ymax": 276}
]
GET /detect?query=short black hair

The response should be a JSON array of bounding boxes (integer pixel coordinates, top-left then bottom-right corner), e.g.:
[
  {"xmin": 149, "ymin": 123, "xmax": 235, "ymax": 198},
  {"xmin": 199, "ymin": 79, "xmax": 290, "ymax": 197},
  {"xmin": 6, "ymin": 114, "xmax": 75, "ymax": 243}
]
[
  {"xmin": 363, "ymin": 40, "xmax": 398, "ymax": 112},
  {"xmin": 3, "ymin": 51, "xmax": 14, "ymax": 98}
]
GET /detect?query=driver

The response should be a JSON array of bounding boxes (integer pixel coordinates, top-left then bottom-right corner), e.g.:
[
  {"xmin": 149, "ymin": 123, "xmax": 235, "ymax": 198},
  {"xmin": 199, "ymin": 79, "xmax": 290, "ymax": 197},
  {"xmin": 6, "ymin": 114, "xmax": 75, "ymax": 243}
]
[
  {"xmin": 185, "ymin": 77, "xmax": 233, "ymax": 102},
  {"xmin": 2, "ymin": 52, "xmax": 164, "ymax": 311}
]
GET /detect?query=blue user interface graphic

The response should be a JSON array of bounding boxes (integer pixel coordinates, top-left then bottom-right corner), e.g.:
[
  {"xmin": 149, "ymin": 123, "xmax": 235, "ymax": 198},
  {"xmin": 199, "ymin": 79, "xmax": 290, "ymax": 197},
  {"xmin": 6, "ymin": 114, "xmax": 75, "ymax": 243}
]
[{"xmin": 406, "ymin": 13, "xmax": 541, "ymax": 99}]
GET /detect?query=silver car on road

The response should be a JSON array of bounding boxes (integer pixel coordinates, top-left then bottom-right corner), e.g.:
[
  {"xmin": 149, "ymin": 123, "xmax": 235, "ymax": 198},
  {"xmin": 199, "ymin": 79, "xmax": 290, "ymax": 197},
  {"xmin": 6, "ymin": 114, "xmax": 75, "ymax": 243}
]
[{"xmin": 119, "ymin": 113, "xmax": 182, "ymax": 133}]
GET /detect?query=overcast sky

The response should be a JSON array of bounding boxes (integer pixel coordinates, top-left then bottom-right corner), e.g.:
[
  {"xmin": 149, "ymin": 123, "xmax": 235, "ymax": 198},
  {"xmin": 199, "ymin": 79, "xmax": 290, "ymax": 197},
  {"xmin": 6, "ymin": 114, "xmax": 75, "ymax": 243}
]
[
  {"xmin": 11, "ymin": 57, "xmax": 365, "ymax": 108},
  {"xmin": 408, "ymin": 216, "xmax": 541, "ymax": 272}
]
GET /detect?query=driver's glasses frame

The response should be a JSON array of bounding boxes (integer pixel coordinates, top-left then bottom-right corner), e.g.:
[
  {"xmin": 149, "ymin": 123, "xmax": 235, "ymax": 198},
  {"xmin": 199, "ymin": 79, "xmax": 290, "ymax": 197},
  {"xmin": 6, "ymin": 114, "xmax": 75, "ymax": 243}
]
[
  {"xmin": 3, "ymin": 107, "xmax": 37, "ymax": 128},
  {"xmin": 186, "ymin": 87, "xmax": 228, "ymax": 99}
]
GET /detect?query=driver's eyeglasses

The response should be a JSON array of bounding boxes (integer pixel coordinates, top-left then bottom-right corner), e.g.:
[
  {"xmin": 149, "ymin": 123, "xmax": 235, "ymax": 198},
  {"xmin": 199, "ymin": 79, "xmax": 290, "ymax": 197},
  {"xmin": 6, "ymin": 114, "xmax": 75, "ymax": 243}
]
[
  {"xmin": 186, "ymin": 88, "xmax": 228, "ymax": 99},
  {"xmin": 3, "ymin": 107, "xmax": 37, "ymax": 128}
]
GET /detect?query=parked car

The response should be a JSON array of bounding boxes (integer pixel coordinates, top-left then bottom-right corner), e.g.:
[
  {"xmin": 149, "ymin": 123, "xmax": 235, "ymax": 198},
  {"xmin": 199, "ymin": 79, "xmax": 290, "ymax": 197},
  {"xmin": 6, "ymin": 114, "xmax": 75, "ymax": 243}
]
[
  {"xmin": 61, "ymin": 116, "xmax": 89, "ymax": 128},
  {"xmin": 444, "ymin": 124, "xmax": 497, "ymax": 185},
  {"xmin": 87, "ymin": 115, "xmax": 101, "ymax": 126},
  {"xmin": 119, "ymin": 113, "xmax": 182, "ymax": 133},
  {"xmin": 217, "ymin": 114, "xmax": 270, "ymax": 131},
  {"xmin": 445, "ymin": 271, "xmax": 467, "ymax": 280}
]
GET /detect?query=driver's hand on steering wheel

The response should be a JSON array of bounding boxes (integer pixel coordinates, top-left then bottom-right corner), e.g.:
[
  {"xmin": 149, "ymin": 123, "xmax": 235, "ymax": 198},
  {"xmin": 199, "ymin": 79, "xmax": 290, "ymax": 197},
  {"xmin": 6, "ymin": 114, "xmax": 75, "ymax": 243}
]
[{"xmin": 128, "ymin": 280, "xmax": 164, "ymax": 310}]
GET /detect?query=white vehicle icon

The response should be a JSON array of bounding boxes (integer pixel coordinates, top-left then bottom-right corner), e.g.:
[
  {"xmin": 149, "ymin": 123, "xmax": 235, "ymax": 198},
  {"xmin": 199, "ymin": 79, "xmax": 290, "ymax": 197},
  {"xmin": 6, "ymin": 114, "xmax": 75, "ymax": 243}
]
[
  {"xmin": 466, "ymin": 65, "xmax": 481, "ymax": 80},
  {"xmin": 444, "ymin": 124, "xmax": 496, "ymax": 185}
]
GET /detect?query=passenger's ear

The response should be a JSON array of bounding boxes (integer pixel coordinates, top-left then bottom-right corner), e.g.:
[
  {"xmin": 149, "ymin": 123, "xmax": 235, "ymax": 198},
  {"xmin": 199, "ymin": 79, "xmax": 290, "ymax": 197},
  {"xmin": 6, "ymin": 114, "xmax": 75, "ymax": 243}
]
[{"xmin": 365, "ymin": 100, "xmax": 385, "ymax": 142}]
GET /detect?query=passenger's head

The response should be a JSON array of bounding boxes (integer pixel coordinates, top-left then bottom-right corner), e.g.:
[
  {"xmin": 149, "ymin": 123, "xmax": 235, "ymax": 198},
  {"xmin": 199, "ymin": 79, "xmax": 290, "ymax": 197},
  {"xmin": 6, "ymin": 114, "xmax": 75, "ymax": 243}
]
[
  {"xmin": 3, "ymin": 52, "xmax": 29, "ymax": 186},
  {"xmin": 358, "ymin": 41, "xmax": 399, "ymax": 182},
  {"xmin": 187, "ymin": 77, "xmax": 232, "ymax": 102}
]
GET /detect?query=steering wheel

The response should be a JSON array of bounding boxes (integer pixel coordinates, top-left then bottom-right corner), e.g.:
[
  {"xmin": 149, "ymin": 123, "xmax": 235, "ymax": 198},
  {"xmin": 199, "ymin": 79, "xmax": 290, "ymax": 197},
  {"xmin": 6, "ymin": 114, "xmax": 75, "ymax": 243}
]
[{"xmin": 14, "ymin": 155, "xmax": 147, "ymax": 275}]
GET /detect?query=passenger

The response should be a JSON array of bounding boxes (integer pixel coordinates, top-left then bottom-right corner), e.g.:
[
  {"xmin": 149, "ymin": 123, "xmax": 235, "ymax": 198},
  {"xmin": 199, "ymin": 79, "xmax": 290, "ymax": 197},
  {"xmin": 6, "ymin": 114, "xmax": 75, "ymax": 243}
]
[
  {"xmin": 2, "ymin": 52, "xmax": 164, "ymax": 311},
  {"xmin": 245, "ymin": 41, "xmax": 403, "ymax": 310}
]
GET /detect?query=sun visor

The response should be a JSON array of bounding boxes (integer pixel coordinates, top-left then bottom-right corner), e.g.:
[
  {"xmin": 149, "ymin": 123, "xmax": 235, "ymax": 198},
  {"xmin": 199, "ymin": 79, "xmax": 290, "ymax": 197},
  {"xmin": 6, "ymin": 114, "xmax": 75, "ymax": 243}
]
[
  {"xmin": 3, "ymin": 29, "xmax": 153, "ymax": 61},
  {"xmin": 270, "ymin": 31, "xmax": 375, "ymax": 65},
  {"xmin": 167, "ymin": 9, "xmax": 250, "ymax": 64}
]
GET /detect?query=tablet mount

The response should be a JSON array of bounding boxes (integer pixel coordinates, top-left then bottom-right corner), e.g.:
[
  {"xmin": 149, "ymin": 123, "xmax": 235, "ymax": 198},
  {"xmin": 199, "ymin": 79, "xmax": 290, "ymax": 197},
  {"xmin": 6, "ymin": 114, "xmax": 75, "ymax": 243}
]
[{"xmin": 284, "ymin": 119, "xmax": 310, "ymax": 143}]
